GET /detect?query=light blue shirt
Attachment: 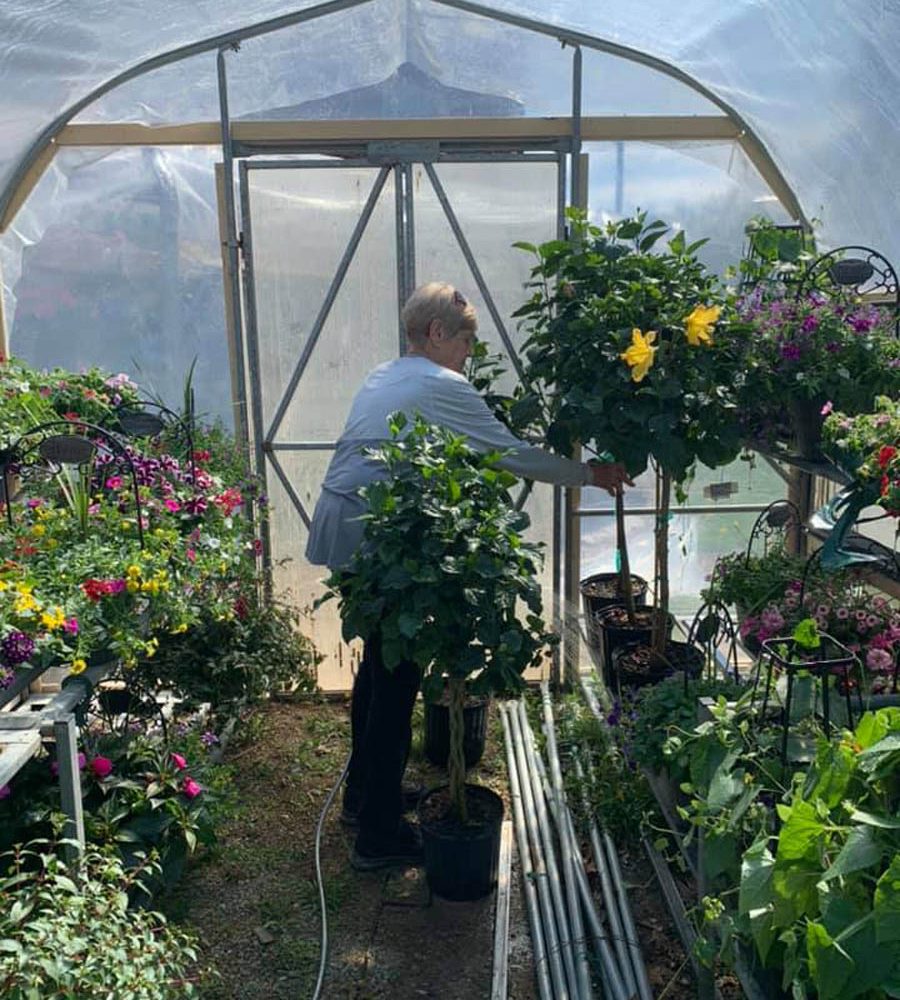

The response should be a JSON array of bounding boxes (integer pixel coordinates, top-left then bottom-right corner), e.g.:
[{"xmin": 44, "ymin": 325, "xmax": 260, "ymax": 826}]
[{"xmin": 305, "ymin": 355, "xmax": 588, "ymax": 570}]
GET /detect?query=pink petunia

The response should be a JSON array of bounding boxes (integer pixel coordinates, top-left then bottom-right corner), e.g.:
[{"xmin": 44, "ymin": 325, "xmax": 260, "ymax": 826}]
[
  {"xmin": 90, "ymin": 756, "xmax": 113, "ymax": 779},
  {"xmin": 866, "ymin": 648, "xmax": 894, "ymax": 673},
  {"xmin": 164, "ymin": 498, "xmax": 181, "ymax": 513},
  {"xmin": 105, "ymin": 475, "xmax": 123, "ymax": 490},
  {"xmin": 820, "ymin": 400, "xmax": 834, "ymax": 416},
  {"xmin": 171, "ymin": 752, "xmax": 187, "ymax": 771},
  {"xmin": 182, "ymin": 777, "xmax": 202, "ymax": 799}
]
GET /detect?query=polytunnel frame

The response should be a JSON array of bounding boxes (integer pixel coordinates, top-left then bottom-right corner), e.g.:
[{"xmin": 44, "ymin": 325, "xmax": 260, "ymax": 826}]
[{"xmin": 0, "ymin": 0, "xmax": 808, "ymax": 686}]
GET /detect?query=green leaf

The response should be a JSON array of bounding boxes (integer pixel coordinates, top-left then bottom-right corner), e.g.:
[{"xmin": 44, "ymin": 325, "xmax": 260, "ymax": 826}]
[
  {"xmin": 807, "ymin": 922, "xmax": 853, "ymax": 1000},
  {"xmin": 512, "ymin": 240, "xmax": 537, "ymax": 253},
  {"xmin": 792, "ymin": 618, "xmax": 821, "ymax": 649},
  {"xmin": 776, "ymin": 799, "xmax": 826, "ymax": 862},
  {"xmin": 875, "ymin": 856, "xmax": 900, "ymax": 943},
  {"xmin": 849, "ymin": 808, "xmax": 900, "ymax": 829},
  {"xmin": 396, "ymin": 612, "xmax": 421, "ymax": 639},
  {"xmin": 820, "ymin": 825, "xmax": 882, "ymax": 882}
]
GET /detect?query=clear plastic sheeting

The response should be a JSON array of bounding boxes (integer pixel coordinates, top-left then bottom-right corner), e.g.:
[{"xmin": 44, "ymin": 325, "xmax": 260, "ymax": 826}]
[
  {"xmin": 2, "ymin": 1, "xmax": 900, "ymax": 258},
  {"xmin": 2, "ymin": 145, "xmax": 232, "ymax": 425}
]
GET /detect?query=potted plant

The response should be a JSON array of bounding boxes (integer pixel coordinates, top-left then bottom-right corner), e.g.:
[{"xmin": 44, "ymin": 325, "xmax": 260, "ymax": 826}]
[
  {"xmin": 735, "ymin": 291, "xmax": 900, "ymax": 458},
  {"xmin": 326, "ymin": 414, "xmax": 555, "ymax": 900},
  {"xmin": 513, "ymin": 210, "xmax": 744, "ymax": 682}
]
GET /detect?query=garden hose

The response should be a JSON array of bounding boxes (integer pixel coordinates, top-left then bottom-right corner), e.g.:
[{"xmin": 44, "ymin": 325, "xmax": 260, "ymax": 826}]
[{"xmin": 310, "ymin": 752, "xmax": 350, "ymax": 1000}]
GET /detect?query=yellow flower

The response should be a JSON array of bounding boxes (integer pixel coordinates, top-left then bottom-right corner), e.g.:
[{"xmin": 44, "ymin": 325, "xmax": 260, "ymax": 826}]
[
  {"xmin": 41, "ymin": 606, "xmax": 66, "ymax": 630},
  {"xmin": 0, "ymin": 580, "xmax": 7, "ymax": 592},
  {"xmin": 126, "ymin": 565, "xmax": 142, "ymax": 579},
  {"xmin": 15, "ymin": 582, "xmax": 33, "ymax": 595},
  {"xmin": 620, "ymin": 329, "xmax": 657, "ymax": 383},
  {"xmin": 145, "ymin": 637, "xmax": 159, "ymax": 658},
  {"xmin": 684, "ymin": 304, "xmax": 721, "ymax": 346},
  {"xmin": 126, "ymin": 580, "xmax": 139, "ymax": 593},
  {"xmin": 31, "ymin": 524, "xmax": 46, "ymax": 538},
  {"xmin": 14, "ymin": 594, "xmax": 38, "ymax": 613},
  {"xmin": 70, "ymin": 658, "xmax": 87, "ymax": 675},
  {"xmin": 170, "ymin": 622, "xmax": 189, "ymax": 635}
]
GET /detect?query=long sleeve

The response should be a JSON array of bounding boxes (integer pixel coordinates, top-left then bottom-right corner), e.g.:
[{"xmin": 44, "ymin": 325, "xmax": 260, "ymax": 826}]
[{"xmin": 426, "ymin": 369, "xmax": 588, "ymax": 486}]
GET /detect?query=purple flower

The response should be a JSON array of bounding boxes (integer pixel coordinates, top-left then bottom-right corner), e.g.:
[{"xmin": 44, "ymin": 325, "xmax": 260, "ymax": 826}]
[
  {"xmin": 200, "ymin": 731, "xmax": 220, "ymax": 748},
  {"xmin": 800, "ymin": 314, "xmax": 819, "ymax": 333},
  {"xmin": 1, "ymin": 631, "xmax": 35, "ymax": 667},
  {"xmin": 0, "ymin": 784, "xmax": 10, "ymax": 800},
  {"xmin": 780, "ymin": 343, "xmax": 802, "ymax": 361}
]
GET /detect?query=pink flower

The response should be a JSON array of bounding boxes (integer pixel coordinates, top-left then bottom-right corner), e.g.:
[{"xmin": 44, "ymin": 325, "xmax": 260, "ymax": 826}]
[
  {"xmin": 186, "ymin": 547, "xmax": 197, "ymax": 563},
  {"xmin": 63, "ymin": 617, "xmax": 79, "ymax": 635},
  {"xmin": 171, "ymin": 752, "xmax": 187, "ymax": 771},
  {"xmin": 90, "ymin": 756, "xmax": 113, "ymax": 779},
  {"xmin": 820, "ymin": 400, "xmax": 834, "ymax": 416},
  {"xmin": 866, "ymin": 648, "xmax": 894, "ymax": 673},
  {"xmin": 105, "ymin": 476, "xmax": 123, "ymax": 490},
  {"xmin": 182, "ymin": 777, "xmax": 202, "ymax": 799},
  {"xmin": 164, "ymin": 498, "xmax": 181, "ymax": 513}
]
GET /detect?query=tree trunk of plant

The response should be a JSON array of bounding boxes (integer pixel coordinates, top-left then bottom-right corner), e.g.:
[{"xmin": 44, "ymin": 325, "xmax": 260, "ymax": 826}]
[
  {"xmin": 615, "ymin": 488, "xmax": 636, "ymax": 623},
  {"xmin": 447, "ymin": 675, "xmax": 468, "ymax": 824},
  {"xmin": 653, "ymin": 468, "xmax": 672, "ymax": 657}
]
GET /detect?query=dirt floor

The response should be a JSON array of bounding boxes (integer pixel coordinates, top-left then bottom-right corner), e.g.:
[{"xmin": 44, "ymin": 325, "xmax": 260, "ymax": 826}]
[{"xmin": 163, "ymin": 695, "xmax": 712, "ymax": 999}]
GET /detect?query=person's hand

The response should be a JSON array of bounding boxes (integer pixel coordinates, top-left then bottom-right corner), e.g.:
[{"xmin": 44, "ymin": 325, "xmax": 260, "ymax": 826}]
[{"xmin": 588, "ymin": 462, "xmax": 634, "ymax": 496}]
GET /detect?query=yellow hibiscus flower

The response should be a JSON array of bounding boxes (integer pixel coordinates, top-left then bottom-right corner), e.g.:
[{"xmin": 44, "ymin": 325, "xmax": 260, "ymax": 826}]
[
  {"xmin": 620, "ymin": 329, "xmax": 658, "ymax": 383},
  {"xmin": 684, "ymin": 304, "xmax": 721, "ymax": 346}
]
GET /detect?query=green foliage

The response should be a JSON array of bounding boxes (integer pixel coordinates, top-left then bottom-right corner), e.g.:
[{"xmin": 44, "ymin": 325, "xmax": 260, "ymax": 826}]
[
  {"xmin": 145, "ymin": 590, "xmax": 319, "ymax": 719},
  {"xmin": 0, "ymin": 730, "xmax": 236, "ymax": 887},
  {"xmin": 326, "ymin": 414, "xmax": 554, "ymax": 697},
  {"xmin": 630, "ymin": 675, "xmax": 745, "ymax": 775},
  {"xmin": 511, "ymin": 209, "xmax": 744, "ymax": 482},
  {"xmin": 735, "ymin": 217, "xmax": 816, "ymax": 290},
  {"xmin": 675, "ymin": 698, "xmax": 900, "ymax": 997},
  {"xmin": 324, "ymin": 415, "xmax": 555, "ymax": 819},
  {"xmin": 0, "ymin": 842, "xmax": 210, "ymax": 998},
  {"xmin": 702, "ymin": 544, "xmax": 814, "ymax": 617}
]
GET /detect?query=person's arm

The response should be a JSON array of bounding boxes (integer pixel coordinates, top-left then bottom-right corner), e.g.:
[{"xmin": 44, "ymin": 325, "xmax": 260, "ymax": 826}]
[{"xmin": 427, "ymin": 371, "xmax": 628, "ymax": 491}]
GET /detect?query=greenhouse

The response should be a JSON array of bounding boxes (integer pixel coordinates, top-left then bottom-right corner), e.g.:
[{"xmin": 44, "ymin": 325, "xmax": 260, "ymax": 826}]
[{"xmin": 0, "ymin": 1, "xmax": 899, "ymax": 997}]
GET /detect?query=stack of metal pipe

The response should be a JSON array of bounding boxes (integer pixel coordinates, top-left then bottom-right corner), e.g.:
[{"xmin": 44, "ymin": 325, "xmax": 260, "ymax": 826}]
[{"xmin": 498, "ymin": 683, "xmax": 653, "ymax": 1000}]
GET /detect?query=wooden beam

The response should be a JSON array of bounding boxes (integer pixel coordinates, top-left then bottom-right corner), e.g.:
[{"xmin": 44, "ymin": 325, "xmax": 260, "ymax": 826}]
[
  {"xmin": 57, "ymin": 115, "xmax": 739, "ymax": 148},
  {"xmin": 0, "ymin": 140, "xmax": 58, "ymax": 234}
]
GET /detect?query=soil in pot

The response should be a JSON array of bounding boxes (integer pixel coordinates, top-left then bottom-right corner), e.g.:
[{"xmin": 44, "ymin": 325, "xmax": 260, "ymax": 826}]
[
  {"xmin": 594, "ymin": 604, "xmax": 672, "ymax": 683},
  {"xmin": 424, "ymin": 692, "xmax": 489, "ymax": 769},
  {"xmin": 614, "ymin": 640, "xmax": 704, "ymax": 689},
  {"xmin": 418, "ymin": 783, "xmax": 503, "ymax": 901},
  {"xmin": 581, "ymin": 572, "xmax": 649, "ymax": 648}
]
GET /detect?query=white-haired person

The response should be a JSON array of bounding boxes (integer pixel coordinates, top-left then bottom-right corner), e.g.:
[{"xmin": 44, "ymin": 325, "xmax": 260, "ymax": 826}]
[{"xmin": 306, "ymin": 282, "xmax": 632, "ymax": 870}]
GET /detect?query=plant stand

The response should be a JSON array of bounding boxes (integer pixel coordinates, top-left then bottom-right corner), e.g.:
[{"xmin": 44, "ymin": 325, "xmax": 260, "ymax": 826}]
[{"xmin": 752, "ymin": 633, "xmax": 863, "ymax": 763}]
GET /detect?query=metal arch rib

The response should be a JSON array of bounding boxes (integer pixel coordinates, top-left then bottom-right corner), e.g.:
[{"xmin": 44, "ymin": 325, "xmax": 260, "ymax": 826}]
[
  {"xmin": 0, "ymin": 0, "xmax": 374, "ymax": 226},
  {"xmin": 265, "ymin": 164, "xmax": 391, "ymax": 444},
  {"xmin": 422, "ymin": 162, "xmax": 525, "ymax": 381},
  {"xmin": 430, "ymin": 0, "xmax": 808, "ymax": 227}
]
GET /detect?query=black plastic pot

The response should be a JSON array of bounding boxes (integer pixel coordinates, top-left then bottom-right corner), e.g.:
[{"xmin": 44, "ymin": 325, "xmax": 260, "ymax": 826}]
[
  {"xmin": 594, "ymin": 603, "xmax": 672, "ymax": 684},
  {"xmin": 418, "ymin": 783, "xmax": 503, "ymax": 901},
  {"xmin": 424, "ymin": 695, "xmax": 489, "ymax": 769},
  {"xmin": 580, "ymin": 572, "xmax": 649, "ymax": 650},
  {"xmin": 612, "ymin": 639, "xmax": 704, "ymax": 690}
]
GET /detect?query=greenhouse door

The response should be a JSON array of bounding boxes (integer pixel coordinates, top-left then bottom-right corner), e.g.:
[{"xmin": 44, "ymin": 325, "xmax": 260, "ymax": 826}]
[{"xmin": 238, "ymin": 152, "xmax": 562, "ymax": 689}]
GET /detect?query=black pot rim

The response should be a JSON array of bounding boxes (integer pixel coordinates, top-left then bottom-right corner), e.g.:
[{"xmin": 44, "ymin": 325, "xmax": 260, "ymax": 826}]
[{"xmin": 418, "ymin": 783, "xmax": 503, "ymax": 836}]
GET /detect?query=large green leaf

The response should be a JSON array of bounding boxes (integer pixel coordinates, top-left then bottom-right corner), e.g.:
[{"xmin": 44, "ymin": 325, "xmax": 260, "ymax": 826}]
[
  {"xmin": 820, "ymin": 825, "xmax": 882, "ymax": 882},
  {"xmin": 875, "ymin": 856, "xmax": 900, "ymax": 943},
  {"xmin": 807, "ymin": 922, "xmax": 853, "ymax": 1000}
]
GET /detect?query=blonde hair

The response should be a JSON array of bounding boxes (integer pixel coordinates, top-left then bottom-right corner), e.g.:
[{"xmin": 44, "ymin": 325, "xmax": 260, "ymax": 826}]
[{"xmin": 401, "ymin": 282, "xmax": 478, "ymax": 347}]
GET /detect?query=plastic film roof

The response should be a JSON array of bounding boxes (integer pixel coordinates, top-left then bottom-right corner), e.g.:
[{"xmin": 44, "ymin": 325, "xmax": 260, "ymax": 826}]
[{"xmin": 2, "ymin": 1, "xmax": 900, "ymax": 258}]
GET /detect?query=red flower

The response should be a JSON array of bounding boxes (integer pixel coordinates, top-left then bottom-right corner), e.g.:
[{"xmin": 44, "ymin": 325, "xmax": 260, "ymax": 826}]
[
  {"xmin": 89, "ymin": 756, "xmax": 113, "ymax": 779},
  {"xmin": 192, "ymin": 449, "xmax": 211, "ymax": 464},
  {"xmin": 878, "ymin": 445, "xmax": 897, "ymax": 469}
]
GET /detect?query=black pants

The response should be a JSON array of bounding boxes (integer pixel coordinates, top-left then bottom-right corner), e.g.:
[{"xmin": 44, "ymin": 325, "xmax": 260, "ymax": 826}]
[{"xmin": 346, "ymin": 635, "xmax": 420, "ymax": 841}]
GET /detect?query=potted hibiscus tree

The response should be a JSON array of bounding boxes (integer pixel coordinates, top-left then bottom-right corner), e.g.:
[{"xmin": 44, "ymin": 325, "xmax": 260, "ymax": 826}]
[
  {"xmin": 512, "ymin": 210, "xmax": 745, "ymax": 682},
  {"xmin": 326, "ymin": 414, "xmax": 554, "ymax": 900}
]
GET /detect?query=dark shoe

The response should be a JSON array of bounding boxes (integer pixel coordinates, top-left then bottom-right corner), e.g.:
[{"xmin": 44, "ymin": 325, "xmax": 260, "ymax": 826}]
[
  {"xmin": 340, "ymin": 782, "xmax": 424, "ymax": 829},
  {"xmin": 351, "ymin": 820, "xmax": 424, "ymax": 871}
]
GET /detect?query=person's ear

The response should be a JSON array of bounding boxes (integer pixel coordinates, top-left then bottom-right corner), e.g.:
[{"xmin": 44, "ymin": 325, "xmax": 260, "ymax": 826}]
[{"xmin": 427, "ymin": 318, "xmax": 444, "ymax": 341}]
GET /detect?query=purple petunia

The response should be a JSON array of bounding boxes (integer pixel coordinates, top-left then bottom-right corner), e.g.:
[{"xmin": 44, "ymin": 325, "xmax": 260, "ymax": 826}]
[{"xmin": 0, "ymin": 631, "xmax": 35, "ymax": 667}]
